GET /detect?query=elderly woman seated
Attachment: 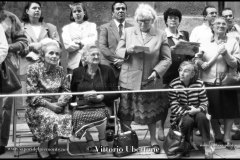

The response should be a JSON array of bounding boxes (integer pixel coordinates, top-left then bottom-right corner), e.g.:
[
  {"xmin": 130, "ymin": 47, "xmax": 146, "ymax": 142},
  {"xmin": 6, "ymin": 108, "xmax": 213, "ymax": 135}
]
[
  {"xmin": 168, "ymin": 61, "xmax": 213, "ymax": 158},
  {"xmin": 25, "ymin": 38, "xmax": 72, "ymax": 159},
  {"xmin": 70, "ymin": 43, "xmax": 119, "ymax": 153}
]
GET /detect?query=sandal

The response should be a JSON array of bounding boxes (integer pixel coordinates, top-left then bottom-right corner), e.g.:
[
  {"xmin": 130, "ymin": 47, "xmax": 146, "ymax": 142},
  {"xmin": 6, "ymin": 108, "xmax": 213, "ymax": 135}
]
[
  {"xmin": 86, "ymin": 140, "xmax": 98, "ymax": 153},
  {"xmin": 223, "ymin": 141, "xmax": 235, "ymax": 150}
]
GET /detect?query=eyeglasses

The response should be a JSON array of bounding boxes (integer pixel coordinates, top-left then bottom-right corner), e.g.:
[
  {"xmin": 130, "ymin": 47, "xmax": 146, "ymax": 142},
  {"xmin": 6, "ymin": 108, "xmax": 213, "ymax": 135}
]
[
  {"xmin": 48, "ymin": 51, "xmax": 60, "ymax": 56},
  {"xmin": 137, "ymin": 19, "xmax": 151, "ymax": 24},
  {"xmin": 116, "ymin": 7, "xmax": 126, "ymax": 11},
  {"xmin": 213, "ymin": 22, "xmax": 227, "ymax": 26}
]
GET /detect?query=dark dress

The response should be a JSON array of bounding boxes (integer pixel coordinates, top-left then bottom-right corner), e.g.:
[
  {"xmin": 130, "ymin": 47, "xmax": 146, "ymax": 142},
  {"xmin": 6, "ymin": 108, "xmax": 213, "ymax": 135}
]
[{"xmin": 70, "ymin": 64, "xmax": 119, "ymax": 138}]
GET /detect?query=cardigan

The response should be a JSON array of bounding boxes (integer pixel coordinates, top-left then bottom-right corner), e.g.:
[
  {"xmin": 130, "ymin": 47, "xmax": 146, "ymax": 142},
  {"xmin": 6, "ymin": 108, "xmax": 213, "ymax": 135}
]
[{"xmin": 168, "ymin": 77, "xmax": 208, "ymax": 126}]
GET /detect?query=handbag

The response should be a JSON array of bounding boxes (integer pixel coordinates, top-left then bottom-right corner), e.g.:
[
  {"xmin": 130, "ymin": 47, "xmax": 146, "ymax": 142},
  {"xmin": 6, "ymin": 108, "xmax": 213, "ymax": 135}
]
[
  {"xmin": 0, "ymin": 58, "xmax": 22, "ymax": 93},
  {"xmin": 163, "ymin": 117, "xmax": 191, "ymax": 159},
  {"xmin": 112, "ymin": 120, "xmax": 139, "ymax": 157}
]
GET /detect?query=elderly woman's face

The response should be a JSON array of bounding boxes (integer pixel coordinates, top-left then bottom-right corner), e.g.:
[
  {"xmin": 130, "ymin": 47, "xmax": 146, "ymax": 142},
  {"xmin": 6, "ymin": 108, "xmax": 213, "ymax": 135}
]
[
  {"xmin": 167, "ymin": 15, "xmax": 180, "ymax": 29},
  {"xmin": 44, "ymin": 45, "xmax": 61, "ymax": 66},
  {"xmin": 85, "ymin": 48, "xmax": 100, "ymax": 65},
  {"xmin": 72, "ymin": 5, "xmax": 85, "ymax": 23},
  {"xmin": 137, "ymin": 15, "xmax": 153, "ymax": 32},
  {"xmin": 212, "ymin": 18, "xmax": 227, "ymax": 35},
  {"xmin": 26, "ymin": 2, "xmax": 41, "ymax": 20},
  {"xmin": 178, "ymin": 64, "xmax": 195, "ymax": 84}
]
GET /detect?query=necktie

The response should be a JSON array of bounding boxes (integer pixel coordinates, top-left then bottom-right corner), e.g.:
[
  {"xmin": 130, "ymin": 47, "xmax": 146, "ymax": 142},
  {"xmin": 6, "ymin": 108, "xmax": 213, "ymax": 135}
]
[{"xmin": 119, "ymin": 23, "xmax": 123, "ymax": 37}]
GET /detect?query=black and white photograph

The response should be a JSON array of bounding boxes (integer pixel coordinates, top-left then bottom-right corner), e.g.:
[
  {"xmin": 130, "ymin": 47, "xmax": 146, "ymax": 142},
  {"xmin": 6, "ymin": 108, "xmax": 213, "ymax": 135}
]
[{"xmin": 1, "ymin": 1, "xmax": 240, "ymax": 159}]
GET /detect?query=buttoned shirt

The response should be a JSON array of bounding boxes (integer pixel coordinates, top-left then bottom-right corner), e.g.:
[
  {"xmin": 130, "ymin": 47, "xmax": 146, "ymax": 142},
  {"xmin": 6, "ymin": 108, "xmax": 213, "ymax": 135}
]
[
  {"xmin": 190, "ymin": 23, "xmax": 213, "ymax": 49},
  {"xmin": 113, "ymin": 19, "xmax": 126, "ymax": 32}
]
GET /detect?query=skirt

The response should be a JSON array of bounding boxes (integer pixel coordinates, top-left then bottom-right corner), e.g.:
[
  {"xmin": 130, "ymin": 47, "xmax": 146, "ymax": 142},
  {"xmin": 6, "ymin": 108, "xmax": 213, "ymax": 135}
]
[
  {"xmin": 25, "ymin": 107, "xmax": 72, "ymax": 142},
  {"xmin": 205, "ymin": 84, "xmax": 240, "ymax": 119},
  {"xmin": 72, "ymin": 107, "xmax": 109, "ymax": 139},
  {"xmin": 117, "ymin": 88, "xmax": 169, "ymax": 125}
]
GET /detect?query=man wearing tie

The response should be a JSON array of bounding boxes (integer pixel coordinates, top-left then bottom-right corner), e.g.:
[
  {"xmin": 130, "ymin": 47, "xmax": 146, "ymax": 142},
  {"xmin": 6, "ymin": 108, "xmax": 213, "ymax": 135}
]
[{"xmin": 99, "ymin": 1, "xmax": 132, "ymax": 79}]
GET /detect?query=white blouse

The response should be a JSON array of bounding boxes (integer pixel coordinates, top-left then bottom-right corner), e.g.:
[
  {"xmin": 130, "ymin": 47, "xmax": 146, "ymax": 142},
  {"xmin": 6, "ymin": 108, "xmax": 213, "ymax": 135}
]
[{"xmin": 62, "ymin": 21, "xmax": 98, "ymax": 70}]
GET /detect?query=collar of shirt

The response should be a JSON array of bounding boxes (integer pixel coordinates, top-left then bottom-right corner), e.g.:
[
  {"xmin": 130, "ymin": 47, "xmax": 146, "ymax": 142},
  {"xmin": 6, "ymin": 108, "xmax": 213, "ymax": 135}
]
[
  {"xmin": 114, "ymin": 19, "xmax": 125, "ymax": 30},
  {"xmin": 165, "ymin": 28, "xmax": 183, "ymax": 39},
  {"xmin": 210, "ymin": 35, "xmax": 228, "ymax": 44}
]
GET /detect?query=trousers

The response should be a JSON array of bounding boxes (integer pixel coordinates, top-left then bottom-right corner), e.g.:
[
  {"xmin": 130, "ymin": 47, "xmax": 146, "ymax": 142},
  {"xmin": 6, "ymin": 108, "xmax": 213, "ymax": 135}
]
[
  {"xmin": 0, "ymin": 97, "xmax": 13, "ymax": 146},
  {"xmin": 181, "ymin": 112, "xmax": 210, "ymax": 144}
]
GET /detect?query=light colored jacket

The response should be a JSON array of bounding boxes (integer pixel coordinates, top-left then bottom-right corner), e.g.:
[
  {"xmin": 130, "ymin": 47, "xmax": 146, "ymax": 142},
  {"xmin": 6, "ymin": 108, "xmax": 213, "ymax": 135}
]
[{"xmin": 116, "ymin": 26, "xmax": 172, "ymax": 90}]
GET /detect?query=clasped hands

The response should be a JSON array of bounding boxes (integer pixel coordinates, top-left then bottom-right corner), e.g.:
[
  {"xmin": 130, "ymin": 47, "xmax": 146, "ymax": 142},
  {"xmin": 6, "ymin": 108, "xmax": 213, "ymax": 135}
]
[
  {"xmin": 83, "ymin": 90, "xmax": 104, "ymax": 103},
  {"xmin": 183, "ymin": 105, "xmax": 201, "ymax": 116}
]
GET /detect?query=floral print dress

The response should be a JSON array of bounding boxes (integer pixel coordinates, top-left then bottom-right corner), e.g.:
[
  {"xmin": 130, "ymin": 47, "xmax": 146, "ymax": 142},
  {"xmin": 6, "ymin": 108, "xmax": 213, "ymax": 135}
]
[{"xmin": 25, "ymin": 61, "xmax": 72, "ymax": 142}]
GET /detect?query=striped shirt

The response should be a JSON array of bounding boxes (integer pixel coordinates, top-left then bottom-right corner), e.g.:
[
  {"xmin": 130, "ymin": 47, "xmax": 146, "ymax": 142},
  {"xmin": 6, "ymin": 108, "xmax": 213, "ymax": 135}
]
[{"xmin": 168, "ymin": 78, "xmax": 208, "ymax": 126}]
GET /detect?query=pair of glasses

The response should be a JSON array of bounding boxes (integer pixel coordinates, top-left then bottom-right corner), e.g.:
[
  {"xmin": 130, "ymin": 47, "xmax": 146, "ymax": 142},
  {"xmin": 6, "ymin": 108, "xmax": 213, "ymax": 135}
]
[
  {"xmin": 48, "ymin": 51, "xmax": 60, "ymax": 56},
  {"xmin": 137, "ymin": 19, "xmax": 151, "ymax": 24},
  {"xmin": 116, "ymin": 7, "xmax": 126, "ymax": 11}
]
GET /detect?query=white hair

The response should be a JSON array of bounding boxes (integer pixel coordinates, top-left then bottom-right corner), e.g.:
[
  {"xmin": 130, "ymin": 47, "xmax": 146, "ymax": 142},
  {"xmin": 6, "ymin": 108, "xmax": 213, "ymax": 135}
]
[
  {"xmin": 40, "ymin": 38, "xmax": 61, "ymax": 56},
  {"xmin": 134, "ymin": 3, "xmax": 157, "ymax": 23}
]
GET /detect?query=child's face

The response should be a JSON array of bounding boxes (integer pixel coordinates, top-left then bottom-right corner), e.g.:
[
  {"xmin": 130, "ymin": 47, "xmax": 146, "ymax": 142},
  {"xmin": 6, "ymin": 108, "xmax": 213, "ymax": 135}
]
[{"xmin": 178, "ymin": 64, "xmax": 195, "ymax": 85}]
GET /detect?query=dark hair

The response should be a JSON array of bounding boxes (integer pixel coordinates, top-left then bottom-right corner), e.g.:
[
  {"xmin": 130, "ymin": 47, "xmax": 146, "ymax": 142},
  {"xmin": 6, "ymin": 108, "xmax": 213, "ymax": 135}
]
[
  {"xmin": 70, "ymin": 2, "xmax": 88, "ymax": 22},
  {"xmin": 111, "ymin": 1, "xmax": 127, "ymax": 13},
  {"xmin": 202, "ymin": 5, "xmax": 216, "ymax": 17},
  {"xmin": 163, "ymin": 8, "xmax": 182, "ymax": 26},
  {"xmin": 221, "ymin": 7, "xmax": 234, "ymax": 16},
  {"xmin": 21, "ymin": 1, "xmax": 44, "ymax": 23}
]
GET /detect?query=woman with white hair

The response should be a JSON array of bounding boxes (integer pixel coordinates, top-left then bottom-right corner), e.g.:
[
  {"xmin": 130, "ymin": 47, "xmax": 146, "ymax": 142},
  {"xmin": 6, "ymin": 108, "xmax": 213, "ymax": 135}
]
[
  {"xmin": 71, "ymin": 43, "xmax": 119, "ymax": 153},
  {"xmin": 116, "ymin": 3, "xmax": 172, "ymax": 154},
  {"xmin": 25, "ymin": 38, "xmax": 72, "ymax": 158}
]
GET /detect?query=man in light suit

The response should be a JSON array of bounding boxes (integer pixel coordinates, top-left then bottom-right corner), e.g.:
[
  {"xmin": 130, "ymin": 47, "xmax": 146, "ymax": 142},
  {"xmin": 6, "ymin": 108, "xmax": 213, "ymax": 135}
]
[{"xmin": 99, "ymin": 1, "xmax": 132, "ymax": 79}]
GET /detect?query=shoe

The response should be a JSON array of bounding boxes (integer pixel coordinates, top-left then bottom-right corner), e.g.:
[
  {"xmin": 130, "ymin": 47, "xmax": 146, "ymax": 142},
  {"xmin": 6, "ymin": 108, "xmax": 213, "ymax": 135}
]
[
  {"xmin": 0, "ymin": 146, "xmax": 5, "ymax": 155},
  {"xmin": 232, "ymin": 131, "xmax": 240, "ymax": 140},
  {"xmin": 86, "ymin": 140, "xmax": 98, "ymax": 153},
  {"xmin": 99, "ymin": 139, "xmax": 109, "ymax": 154},
  {"xmin": 223, "ymin": 141, "xmax": 235, "ymax": 150},
  {"xmin": 151, "ymin": 144, "xmax": 161, "ymax": 154},
  {"xmin": 38, "ymin": 142, "xmax": 50, "ymax": 159},
  {"xmin": 48, "ymin": 139, "xmax": 59, "ymax": 158},
  {"xmin": 204, "ymin": 146, "xmax": 213, "ymax": 159},
  {"xmin": 37, "ymin": 150, "xmax": 50, "ymax": 159},
  {"xmin": 231, "ymin": 123, "xmax": 239, "ymax": 132}
]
